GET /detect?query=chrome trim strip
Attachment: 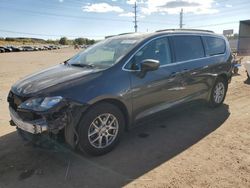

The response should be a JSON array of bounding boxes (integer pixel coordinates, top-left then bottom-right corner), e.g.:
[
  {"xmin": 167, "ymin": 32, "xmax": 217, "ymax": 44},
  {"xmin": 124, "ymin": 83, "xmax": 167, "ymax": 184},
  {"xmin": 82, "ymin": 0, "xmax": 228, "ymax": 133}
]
[
  {"xmin": 9, "ymin": 107, "xmax": 48, "ymax": 134},
  {"xmin": 122, "ymin": 33, "xmax": 228, "ymax": 72}
]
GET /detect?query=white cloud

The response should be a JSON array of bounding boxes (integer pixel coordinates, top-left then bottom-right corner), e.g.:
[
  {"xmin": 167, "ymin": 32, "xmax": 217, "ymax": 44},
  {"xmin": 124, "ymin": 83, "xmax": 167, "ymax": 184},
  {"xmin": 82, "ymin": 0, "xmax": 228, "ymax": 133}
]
[
  {"xmin": 126, "ymin": 0, "xmax": 135, "ymax": 4},
  {"xmin": 82, "ymin": 3, "xmax": 124, "ymax": 13},
  {"xmin": 83, "ymin": 1, "xmax": 218, "ymax": 16},
  {"xmin": 119, "ymin": 12, "xmax": 134, "ymax": 17},
  {"xmin": 119, "ymin": 12, "xmax": 145, "ymax": 19},
  {"xmin": 126, "ymin": 0, "xmax": 146, "ymax": 5},
  {"xmin": 225, "ymin": 4, "xmax": 232, "ymax": 8},
  {"xmin": 134, "ymin": 0, "xmax": 219, "ymax": 15},
  {"xmin": 58, "ymin": 0, "xmax": 63, "ymax": 2}
]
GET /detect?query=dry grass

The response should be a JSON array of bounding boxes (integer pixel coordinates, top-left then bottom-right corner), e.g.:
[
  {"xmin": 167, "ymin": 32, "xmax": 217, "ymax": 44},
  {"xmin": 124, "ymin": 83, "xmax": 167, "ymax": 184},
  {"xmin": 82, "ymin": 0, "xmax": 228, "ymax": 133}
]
[{"xmin": 0, "ymin": 40, "xmax": 46, "ymax": 46}]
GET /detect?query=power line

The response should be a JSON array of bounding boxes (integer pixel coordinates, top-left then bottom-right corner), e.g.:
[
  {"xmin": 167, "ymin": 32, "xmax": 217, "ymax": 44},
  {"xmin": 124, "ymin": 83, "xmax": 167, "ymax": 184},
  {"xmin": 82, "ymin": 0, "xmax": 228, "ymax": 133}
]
[
  {"xmin": 0, "ymin": 29, "xmax": 103, "ymax": 38},
  {"xmin": 0, "ymin": 6, "xmax": 132, "ymax": 23},
  {"xmin": 0, "ymin": 20, "xmax": 242, "ymax": 40},
  {"xmin": 186, "ymin": 21, "xmax": 239, "ymax": 29},
  {"xmin": 184, "ymin": 2, "xmax": 250, "ymax": 21},
  {"xmin": 0, "ymin": 6, "xmax": 177, "ymax": 25},
  {"xmin": 0, "ymin": 2, "xmax": 247, "ymax": 36},
  {"xmin": 12, "ymin": 1, "xmax": 248, "ymax": 25}
]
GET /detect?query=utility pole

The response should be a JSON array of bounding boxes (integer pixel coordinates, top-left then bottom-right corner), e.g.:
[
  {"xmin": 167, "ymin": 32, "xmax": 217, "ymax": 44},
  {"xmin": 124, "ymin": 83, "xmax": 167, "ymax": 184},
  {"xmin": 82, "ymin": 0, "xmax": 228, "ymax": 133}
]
[
  {"xmin": 133, "ymin": 2, "xmax": 138, "ymax": 32},
  {"xmin": 180, "ymin": 8, "xmax": 183, "ymax": 29}
]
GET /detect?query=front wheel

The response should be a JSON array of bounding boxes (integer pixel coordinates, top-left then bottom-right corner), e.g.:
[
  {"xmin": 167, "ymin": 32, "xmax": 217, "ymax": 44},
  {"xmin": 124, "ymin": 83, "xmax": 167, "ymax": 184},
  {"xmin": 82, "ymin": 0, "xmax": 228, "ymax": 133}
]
[
  {"xmin": 77, "ymin": 102, "xmax": 125, "ymax": 156},
  {"xmin": 208, "ymin": 77, "xmax": 228, "ymax": 107}
]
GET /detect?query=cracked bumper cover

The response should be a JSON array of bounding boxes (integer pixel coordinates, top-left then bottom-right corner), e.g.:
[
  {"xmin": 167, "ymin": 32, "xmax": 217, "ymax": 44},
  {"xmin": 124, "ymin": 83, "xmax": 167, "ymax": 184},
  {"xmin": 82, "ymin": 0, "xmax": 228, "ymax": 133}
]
[
  {"xmin": 9, "ymin": 100, "xmax": 87, "ymax": 135},
  {"xmin": 9, "ymin": 106, "xmax": 48, "ymax": 134}
]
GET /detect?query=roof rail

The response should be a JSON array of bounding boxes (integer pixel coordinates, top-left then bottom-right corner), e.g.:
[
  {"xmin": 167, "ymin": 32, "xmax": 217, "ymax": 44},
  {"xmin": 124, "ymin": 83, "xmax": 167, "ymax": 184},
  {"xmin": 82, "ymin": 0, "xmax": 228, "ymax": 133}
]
[
  {"xmin": 156, "ymin": 29, "xmax": 214, "ymax": 33},
  {"xmin": 118, "ymin": 32, "xmax": 136, "ymax": 36},
  {"xmin": 105, "ymin": 32, "xmax": 136, "ymax": 39},
  {"xmin": 105, "ymin": 35, "xmax": 116, "ymax": 39}
]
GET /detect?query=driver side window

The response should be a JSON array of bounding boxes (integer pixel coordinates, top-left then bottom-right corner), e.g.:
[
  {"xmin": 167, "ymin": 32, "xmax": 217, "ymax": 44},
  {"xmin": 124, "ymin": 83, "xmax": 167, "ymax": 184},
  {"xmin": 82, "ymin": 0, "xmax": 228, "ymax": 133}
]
[{"xmin": 130, "ymin": 37, "xmax": 171, "ymax": 70}]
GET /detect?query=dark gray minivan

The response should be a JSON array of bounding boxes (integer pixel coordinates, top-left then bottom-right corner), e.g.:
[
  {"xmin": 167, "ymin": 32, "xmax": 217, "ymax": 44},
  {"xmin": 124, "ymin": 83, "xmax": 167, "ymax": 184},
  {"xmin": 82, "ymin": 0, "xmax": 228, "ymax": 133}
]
[{"xmin": 8, "ymin": 29, "xmax": 232, "ymax": 155}]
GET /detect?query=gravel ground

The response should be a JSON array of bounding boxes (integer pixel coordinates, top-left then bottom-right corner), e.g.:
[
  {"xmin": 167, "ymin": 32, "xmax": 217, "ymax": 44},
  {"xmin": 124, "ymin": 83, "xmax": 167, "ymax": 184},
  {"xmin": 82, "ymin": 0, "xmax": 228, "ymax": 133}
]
[{"xmin": 0, "ymin": 49, "xmax": 249, "ymax": 188}]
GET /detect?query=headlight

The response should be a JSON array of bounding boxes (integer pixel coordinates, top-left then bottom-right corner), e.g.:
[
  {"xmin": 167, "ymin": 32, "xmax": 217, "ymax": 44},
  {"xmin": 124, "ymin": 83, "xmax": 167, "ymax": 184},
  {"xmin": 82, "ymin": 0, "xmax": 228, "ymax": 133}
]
[{"xmin": 18, "ymin": 96, "xmax": 63, "ymax": 111}]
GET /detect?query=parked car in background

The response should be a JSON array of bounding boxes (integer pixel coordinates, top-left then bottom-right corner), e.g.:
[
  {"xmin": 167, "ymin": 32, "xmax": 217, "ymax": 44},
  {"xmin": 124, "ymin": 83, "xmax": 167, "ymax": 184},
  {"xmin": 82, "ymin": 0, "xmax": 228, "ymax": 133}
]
[
  {"xmin": 44, "ymin": 46, "xmax": 52, "ymax": 50},
  {"xmin": 7, "ymin": 29, "xmax": 232, "ymax": 156},
  {"xmin": 49, "ymin": 45, "xmax": 57, "ymax": 50},
  {"xmin": 3, "ymin": 46, "xmax": 12, "ymax": 52},
  {"xmin": 17, "ymin": 46, "xmax": 24, "ymax": 51},
  {"xmin": 0, "ymin": 46, "xmax": 5, "ymax": 53},
  {"xmin": 9, "ymin": 46, "xmax": 22, "ymax": 52},
  {"xmin": 22, "ymin": 46, "xmax": 34, "ymax": 51},
  {"xmin": 33, "ymin": 46, "xmax": 39, "ymax": 51},
  {"xmin": 38, "ymin": 46, "xmax": 45, "ymax": 51}
]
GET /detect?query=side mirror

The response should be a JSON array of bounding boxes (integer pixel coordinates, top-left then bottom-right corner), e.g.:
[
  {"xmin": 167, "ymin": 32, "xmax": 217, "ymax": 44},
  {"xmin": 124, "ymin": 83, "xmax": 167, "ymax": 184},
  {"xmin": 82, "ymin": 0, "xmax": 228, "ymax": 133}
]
[{"xmin": 140, "ymin": 59, "xmax": 160, "ymax": 72}]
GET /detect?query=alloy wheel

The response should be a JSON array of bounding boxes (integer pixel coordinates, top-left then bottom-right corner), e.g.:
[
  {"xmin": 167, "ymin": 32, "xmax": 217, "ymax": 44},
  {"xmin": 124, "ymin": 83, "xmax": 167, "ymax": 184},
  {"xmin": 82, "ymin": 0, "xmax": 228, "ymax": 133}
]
[
  {"xmin": 88, "ymin": 113, "xmax": 119, "ymax": 149},
  {"xmin": 213, "ymin": 82, "xmax": 225, "ymax": 104}
]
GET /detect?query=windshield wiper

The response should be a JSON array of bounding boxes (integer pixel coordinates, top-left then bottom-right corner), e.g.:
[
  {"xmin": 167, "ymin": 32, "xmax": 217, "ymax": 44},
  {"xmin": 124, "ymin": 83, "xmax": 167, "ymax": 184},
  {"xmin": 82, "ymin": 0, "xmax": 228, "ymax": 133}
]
[
  {"xmin": 70, "ymin": 63, "xmax": 95, "ymax": 68},
  {"xmin": 63, "ymin": 59, "xmax": 70, "ymax": 65}
]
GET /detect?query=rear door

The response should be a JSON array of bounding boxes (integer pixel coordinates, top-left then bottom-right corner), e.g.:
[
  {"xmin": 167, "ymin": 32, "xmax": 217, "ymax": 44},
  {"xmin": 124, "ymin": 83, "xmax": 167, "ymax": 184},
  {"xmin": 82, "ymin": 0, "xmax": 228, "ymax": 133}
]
[
  {"xmin": 170, "ymin": 35, "xmax": 208, "ymax": 99},
  {"xmin": 202, "ymin": 35, "xmax": 228, "ymax": 74}
]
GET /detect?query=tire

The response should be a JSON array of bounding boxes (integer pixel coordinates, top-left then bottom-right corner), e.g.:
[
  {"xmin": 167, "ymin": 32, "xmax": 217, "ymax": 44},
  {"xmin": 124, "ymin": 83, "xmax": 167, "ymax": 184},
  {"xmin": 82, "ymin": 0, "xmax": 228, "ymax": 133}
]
[
  {"xmin": 208, "ymin": 77, "xmax": 228, "ymax": 108},
  {"xmin": 77, "ymin": 102, "xmax": 125, "ymax": 156}
]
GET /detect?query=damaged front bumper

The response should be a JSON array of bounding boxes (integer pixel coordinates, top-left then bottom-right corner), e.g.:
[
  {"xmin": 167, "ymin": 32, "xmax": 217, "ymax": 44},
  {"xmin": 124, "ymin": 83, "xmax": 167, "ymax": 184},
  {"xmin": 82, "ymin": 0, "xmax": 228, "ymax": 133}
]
[
  {"xmin": 8, "ymin": 91, "xmax": 89, "ymax": 148},
  {"xmin": 9, "ymin": 106, "xmax": 48, "ymax": 134}
]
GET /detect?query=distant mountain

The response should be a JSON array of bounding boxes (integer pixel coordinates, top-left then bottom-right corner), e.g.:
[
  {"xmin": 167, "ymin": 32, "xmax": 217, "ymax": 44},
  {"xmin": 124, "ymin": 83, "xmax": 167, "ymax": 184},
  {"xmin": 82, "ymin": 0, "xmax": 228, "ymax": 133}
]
[{"xmin": 5, "ymin": 37, "xmax": 46, "ymax": 42}]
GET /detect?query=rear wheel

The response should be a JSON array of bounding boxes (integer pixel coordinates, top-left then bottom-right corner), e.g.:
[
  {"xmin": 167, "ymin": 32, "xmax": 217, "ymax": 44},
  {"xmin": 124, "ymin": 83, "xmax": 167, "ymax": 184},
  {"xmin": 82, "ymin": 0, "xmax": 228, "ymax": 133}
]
[
  {"xmin": 78, "ymin": 102, "xmax": 125, "ymax": 156},
  {"xmin": 208, "ymin": 77, "xmax": 228, "ymax": 107}
]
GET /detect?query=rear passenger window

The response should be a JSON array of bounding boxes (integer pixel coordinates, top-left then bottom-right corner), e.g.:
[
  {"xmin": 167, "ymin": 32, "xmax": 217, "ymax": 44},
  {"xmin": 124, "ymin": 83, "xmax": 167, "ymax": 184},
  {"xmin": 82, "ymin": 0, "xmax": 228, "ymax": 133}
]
[
  {"xmin": 172, "ymin": 36, "xmax": 205, "ymax": 62},
  {"xmin": 204, "ymin": 36, "xmax": 225, "ymax": 55}
]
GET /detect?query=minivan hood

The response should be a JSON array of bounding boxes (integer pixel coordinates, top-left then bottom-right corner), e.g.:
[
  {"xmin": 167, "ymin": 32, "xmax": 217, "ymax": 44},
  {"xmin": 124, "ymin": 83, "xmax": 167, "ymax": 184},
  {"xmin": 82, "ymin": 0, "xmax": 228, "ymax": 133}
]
[{"xmin": 12, "ymin": 64, "xmax": 101, "ymax": 96}]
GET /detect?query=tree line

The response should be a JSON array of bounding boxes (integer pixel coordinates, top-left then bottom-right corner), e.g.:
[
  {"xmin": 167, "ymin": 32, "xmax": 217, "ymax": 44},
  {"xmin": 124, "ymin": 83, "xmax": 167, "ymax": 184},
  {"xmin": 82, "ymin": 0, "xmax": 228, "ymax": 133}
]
[
  {"xmin": 59, "ymin": 37, "xmax": 95, "ymax": 45},
  {"xmin": 0, "ymin": 37, "xmax": 96, "ymax": 45}
]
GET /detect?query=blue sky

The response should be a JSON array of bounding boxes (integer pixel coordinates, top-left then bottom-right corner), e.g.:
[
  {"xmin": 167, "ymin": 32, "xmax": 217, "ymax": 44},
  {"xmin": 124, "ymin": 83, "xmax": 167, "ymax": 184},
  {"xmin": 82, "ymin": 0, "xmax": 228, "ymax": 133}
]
[{"xmin": 0, "ymin": 0, "xmax": 249, "ymax": 40}]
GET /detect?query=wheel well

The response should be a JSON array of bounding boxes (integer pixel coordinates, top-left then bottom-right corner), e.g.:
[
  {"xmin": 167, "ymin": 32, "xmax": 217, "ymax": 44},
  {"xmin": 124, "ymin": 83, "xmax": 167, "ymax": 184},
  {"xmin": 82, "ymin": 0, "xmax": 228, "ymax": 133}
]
[
  {"xmin": 217, "ymin": 73, "xmax": 229, "ymax": 90},
  {"xmin": 91, "ymin": 99, "xmax": 129, "ymax": 130},
  {"xmin": 207, "ymin": 73, "xmax": 229, "ymax": 101},
  {"xmin": 218, "ymin": 73, "xmax": 228, "ymax": 83}
]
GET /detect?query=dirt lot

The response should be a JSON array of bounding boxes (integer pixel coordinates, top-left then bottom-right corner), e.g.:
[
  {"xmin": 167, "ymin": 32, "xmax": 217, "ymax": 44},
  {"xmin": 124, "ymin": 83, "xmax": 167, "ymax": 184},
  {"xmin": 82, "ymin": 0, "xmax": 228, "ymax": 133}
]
[{"xmin": 0, "ymin": 49, "xmax": 249, "ymax": 188}]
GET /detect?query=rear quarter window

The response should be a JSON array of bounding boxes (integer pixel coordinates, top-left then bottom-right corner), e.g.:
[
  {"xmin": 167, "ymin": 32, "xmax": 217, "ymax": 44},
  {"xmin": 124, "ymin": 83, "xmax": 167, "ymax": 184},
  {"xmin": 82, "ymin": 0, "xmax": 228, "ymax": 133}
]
[
  {"xmin": 171, "ymin": 35, "xmax": 205, "ymax": 62},
  {"xmin": 203, "ymin": 36, "xmax": 226, "ymax": 56}
]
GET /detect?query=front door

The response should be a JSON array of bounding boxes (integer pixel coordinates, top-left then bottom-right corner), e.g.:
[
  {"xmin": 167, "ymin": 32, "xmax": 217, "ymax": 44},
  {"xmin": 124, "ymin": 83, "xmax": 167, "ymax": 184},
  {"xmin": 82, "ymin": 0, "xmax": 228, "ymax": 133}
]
[{"xmin": 127, "ymin": 37, "xmax": 183, "ymax": 121}]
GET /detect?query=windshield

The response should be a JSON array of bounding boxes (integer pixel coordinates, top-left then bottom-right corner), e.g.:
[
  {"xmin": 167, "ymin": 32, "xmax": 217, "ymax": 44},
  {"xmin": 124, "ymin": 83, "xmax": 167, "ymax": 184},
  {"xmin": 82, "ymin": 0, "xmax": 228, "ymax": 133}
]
[{"xmin": 67, "ymin": 37, "xmax": 141, "ymax": 68}]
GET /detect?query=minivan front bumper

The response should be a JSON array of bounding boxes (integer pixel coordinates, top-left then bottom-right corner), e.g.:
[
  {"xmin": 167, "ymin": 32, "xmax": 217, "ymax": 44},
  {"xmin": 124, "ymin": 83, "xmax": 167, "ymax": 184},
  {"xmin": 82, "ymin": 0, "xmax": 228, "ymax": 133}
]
[
  {"xmin": 9, "ymin": 106, "xmax": 48, "ymax": 134},
  {"xmin": 8, "ymin": 90, "xmax": 89, "ymax": 147}
]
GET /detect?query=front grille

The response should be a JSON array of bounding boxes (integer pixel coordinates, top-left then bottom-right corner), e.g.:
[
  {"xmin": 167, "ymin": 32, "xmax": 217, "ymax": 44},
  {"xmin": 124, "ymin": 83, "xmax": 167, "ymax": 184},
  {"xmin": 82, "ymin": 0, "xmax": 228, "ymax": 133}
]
[
  {"xmin": 8, "ymin": 91, "xmax": 42, "ymax": 121},
  {"xmin": 18, "ymin": 111, "xmax": 42, "ymax": 121}
]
